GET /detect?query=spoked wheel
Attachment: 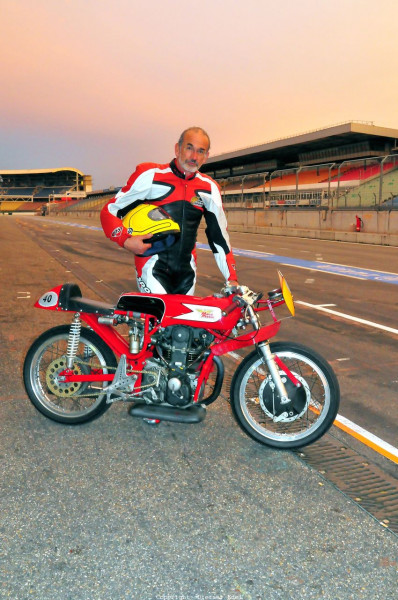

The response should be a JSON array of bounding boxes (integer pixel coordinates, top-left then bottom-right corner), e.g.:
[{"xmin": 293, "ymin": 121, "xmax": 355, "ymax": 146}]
[
  {"xmin": 24, "ymin": 325, "xmax": 117, "ymax": 424},
  {"xmin": 230, "ymin": 342, "xmax": 340, "ymax": 449}
]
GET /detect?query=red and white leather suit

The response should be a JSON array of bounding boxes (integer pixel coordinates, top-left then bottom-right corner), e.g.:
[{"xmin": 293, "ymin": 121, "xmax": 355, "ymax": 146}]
[{"xmin": 100, "ymin": 159, "xmax": 237, "ymax": 295}]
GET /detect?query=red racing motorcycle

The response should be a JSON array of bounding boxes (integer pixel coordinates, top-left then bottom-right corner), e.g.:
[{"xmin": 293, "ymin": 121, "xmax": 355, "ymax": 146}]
[{"xmin": 23, "ymin": 272, "xmax": 340, "ymax": 449}]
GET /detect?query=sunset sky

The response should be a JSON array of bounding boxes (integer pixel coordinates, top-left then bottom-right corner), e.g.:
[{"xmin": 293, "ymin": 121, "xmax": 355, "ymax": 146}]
[{"xmin": 2, "ymin": 0, "xmax": 398, "ymax": 189}]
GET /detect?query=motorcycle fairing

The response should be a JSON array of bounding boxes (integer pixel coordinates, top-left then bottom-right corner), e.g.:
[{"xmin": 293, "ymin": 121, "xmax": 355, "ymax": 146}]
[
  {"xmin": 35, "ymin": 283, "xmax": 114, "ymax": 315},
  {"xmin": 117, "ymin": 292, "xmax": 239, "ymax": 329},
  {"xmin": 35, "ymin": 284, "xmax": 67, "ymax": 311},
  {"xmin": 36, "ymin": 286, "xmax": 238, "ymax": 330}
]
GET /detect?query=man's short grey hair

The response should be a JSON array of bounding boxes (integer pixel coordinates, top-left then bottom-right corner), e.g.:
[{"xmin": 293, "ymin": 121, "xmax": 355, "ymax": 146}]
[{"xmin": 178, "ymin": 127, "xmax": 211, "ymax": 151}]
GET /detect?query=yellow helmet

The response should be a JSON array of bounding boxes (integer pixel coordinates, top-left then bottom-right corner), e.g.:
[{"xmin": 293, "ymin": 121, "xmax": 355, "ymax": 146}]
[{"xmin": 122, "ymin": 204, "xmax": 180, "ymax": 256}]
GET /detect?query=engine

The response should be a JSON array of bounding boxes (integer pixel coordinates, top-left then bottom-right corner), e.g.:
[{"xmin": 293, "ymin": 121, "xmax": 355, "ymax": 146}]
[{"xmin": 142, "ymin": 325, "xmax": 214, "ymax": 407}]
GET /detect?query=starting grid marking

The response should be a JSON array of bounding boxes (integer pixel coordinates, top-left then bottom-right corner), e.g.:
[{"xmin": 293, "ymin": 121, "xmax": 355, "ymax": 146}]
[{"xmin": 43, "ymin": 220, "xmax": 398, "ymax": 285}]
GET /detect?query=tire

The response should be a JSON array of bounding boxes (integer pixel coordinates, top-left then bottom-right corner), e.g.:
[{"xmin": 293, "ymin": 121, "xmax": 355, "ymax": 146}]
[
  {"xmin": 230, "ymin": 342, "xmax": 340, "ymax": 449},
  {"xmin": 24, "ymin": 325, "xmax": 117, "ymax": 424}
]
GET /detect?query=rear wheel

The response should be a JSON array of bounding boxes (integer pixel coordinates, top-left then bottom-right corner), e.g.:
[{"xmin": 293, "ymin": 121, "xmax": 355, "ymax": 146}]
[
  {"xmin": 24, "ymin": 325, "xmax": 117, "ymax": 424},
  {"xmin": 230, "ymin": 342, "xmax": 340, "ymax": 449}
]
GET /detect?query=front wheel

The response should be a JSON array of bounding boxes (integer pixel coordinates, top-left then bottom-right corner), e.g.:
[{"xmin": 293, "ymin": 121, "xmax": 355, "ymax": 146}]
[
  {"xmin": 24, "ymin": 325, "xmax": 117, "ymax": 424},
  {"xmin": 230, "ymin": 342, "xmax": 340, "ymax": 449}
]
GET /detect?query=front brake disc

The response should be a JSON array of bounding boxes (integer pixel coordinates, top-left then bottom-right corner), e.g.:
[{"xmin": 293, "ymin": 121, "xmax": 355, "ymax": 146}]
[{"xmin": 259, "ymin": 373, "xmax": 310, "ymax": 422}]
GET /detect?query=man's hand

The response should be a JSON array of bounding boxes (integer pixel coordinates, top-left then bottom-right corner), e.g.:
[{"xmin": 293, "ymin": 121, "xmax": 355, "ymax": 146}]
[
  {"xmin": 223, "ymin": 280, "xmax": 240, "ymax": 295},
  {"xmin": 123, "ymin": 235, "xmax": 153, "ymax": 255}
]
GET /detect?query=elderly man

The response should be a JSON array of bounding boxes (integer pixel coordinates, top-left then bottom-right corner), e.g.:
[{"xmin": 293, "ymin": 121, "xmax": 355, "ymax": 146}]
[{"xmin": 101, "ymin": 126, "xmax": 238, "ymax": 294}]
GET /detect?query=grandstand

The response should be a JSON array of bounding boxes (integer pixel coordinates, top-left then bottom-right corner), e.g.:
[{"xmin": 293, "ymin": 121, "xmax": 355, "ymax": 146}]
[
  {"xmin": 2, "ymin": 122, "xmax": 398, "ymax": 216},
  {"xmin": 202, "ymin": 122, "xmax": 398, "ymax": 209},
  {"xmin": 0, "ymin": 168, "xmax": 92, "ymax": 214}
]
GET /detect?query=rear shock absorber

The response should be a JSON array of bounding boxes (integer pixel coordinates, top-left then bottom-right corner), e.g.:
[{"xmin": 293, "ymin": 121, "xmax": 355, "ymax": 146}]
[{"xmin": 66, "ymin": 313, "xmax": 81, "ymax": 369}]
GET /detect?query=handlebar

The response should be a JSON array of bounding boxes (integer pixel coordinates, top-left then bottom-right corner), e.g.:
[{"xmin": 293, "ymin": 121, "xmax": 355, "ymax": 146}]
[
  {"xmin": 222, "ymin": 283, "xmax": 263, "ymax": 309},
  {"xmin": 222, "ymin": 271, "xmax": 294, "ymax": 318}
]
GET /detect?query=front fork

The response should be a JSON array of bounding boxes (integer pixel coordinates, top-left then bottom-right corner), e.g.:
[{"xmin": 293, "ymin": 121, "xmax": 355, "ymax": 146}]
[
  {"xmin": 245, "ymin": 300, "xmax": 301, "ymax": 404},
  {"xmin": 257, "ymin": 341, "xmax": 290, "ymax": 404},
  {"xmin": 245, "ymin": 303, "xmax": 291, "ymax": 404}
]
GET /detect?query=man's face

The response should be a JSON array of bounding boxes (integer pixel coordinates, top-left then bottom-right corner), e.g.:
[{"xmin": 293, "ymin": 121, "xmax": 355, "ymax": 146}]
[{"xmin": 175, "ymin": 130, "xmax": 210, "ymax": 174}]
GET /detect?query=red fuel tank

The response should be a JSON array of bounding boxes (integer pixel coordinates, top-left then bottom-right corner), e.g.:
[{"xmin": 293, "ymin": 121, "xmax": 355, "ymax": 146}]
[{"xmin": 116, "ymin": 292, "xmax": 240, "ymax": 330}]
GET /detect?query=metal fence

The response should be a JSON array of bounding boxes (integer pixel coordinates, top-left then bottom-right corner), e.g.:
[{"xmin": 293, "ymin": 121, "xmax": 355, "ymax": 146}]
[{"xmin": 220, "ymin": 154, "xmax": 398, "ymax": 210}]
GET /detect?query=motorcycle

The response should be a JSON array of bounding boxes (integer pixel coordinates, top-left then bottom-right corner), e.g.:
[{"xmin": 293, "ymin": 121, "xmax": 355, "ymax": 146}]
[{"xmin": 23, "ymin": 272, "xmax": 340, "ymax": 449}]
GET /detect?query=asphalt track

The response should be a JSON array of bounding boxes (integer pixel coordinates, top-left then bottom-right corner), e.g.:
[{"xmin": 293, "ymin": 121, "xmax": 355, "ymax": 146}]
[{"xmin": 1, "ymin": 214, "xmax": 397, "ymax": 600}]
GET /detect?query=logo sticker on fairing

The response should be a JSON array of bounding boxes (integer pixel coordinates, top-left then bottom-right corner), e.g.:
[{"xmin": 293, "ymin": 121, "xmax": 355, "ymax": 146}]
[
  {"xmin": 174, "ymin": 304, "xmax": 222, "ymax": 322},
  {"xmin": 38, "ymin": 292, "xmax": 58, "ymax": 308}
]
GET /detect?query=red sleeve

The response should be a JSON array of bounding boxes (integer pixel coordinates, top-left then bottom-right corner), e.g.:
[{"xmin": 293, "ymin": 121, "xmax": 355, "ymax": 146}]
[{"xmin": 100, "ymin": 198, "xmax": 131, "ymax": 248}]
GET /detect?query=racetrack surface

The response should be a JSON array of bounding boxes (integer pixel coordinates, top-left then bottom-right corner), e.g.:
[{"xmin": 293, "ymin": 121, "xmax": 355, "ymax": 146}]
[{"xmin": 1, "ymin": 215, "xmax": 397, "ymax": 600}]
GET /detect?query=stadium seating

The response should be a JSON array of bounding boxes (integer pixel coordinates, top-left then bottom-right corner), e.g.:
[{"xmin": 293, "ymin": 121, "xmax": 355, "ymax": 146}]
[
  {"xmin": 34, "ymin": 186, "xmax": 72, "ymax": 199},
  {"xmin": 0, "ymin": 201, "xmax": 54, "ymax": 214},
  {"xmin": 45, "ymin": 199, "xmax": 80, "ymax": 213},
  {"xmin": 67, "ymin": 197, "xmax": 109, "ymax": 211},
  {"xmin": 269, "ymin": 170, "xmax": 331, "ymax": 189},
  {"xmin": 0, "ymin": 201, "xmax": 25, "ymax": 213},
  {"xmin": 330, "ymin": 161, "xmax": 395, "ymax": 182},
  {"xmin": 52, "ymin": 192, "xmax": 118, "ymax": 213},
  {"xmin": 0, "ymin": 187, "xmax": 37, "ymax": 196}
]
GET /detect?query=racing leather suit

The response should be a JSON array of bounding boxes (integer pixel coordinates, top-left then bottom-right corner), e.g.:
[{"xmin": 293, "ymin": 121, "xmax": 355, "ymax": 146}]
[{"xmin": 100, "ymin": 159, "xmax": 237, "ymax": 295}]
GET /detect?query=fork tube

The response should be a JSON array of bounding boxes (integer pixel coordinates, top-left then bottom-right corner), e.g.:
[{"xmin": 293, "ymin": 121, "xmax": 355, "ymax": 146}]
[{"xmin": 257, "ymin": 341, "xmax": 289, "ymax": 404}]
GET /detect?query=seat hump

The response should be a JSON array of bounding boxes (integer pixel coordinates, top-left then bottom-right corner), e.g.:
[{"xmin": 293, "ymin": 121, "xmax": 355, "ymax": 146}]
[{"xmin": 58, "ymin": 282, "xmax": 114, "ymax": 315}]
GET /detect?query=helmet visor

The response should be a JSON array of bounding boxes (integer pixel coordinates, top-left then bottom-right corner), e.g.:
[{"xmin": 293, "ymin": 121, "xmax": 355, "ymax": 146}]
[{"xmin": 147, "ymin": 207, "xmax": 170, "ymax": 221}]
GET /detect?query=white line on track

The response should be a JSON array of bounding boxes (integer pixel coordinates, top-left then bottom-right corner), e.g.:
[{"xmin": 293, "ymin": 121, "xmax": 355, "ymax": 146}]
[
  {"xmin": 334, "ymin": 414, "xmax": 398, "ymax": 463},
  {"xmin": 302, "ymin": 258, "xmax": 398, "ymax": 276},
  {"xmin": 279, "ymin": 261, "xmax": 398, "ymax": 283},
  {"xmin": 296, "ymin": 301, "xmax": 398, "ymax": 335}
]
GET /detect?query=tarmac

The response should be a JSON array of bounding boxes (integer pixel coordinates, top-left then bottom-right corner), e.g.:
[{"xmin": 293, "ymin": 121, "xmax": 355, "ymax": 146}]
[{"xmin": 0, "ymin": 214, "xmax": 397, "ymax": 600}]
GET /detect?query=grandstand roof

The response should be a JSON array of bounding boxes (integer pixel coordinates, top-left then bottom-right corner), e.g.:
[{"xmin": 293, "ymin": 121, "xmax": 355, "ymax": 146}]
[
  {"xmin": 0, "ymin": 167, "xmax": 84, "ymax": 176},
  {"xmin": 0, "ymin": 167, "xmax": 90, "ymax": 196},
  {"xmin": 202, "ymin": 122, "xmax": 398, "ymax": 176}
]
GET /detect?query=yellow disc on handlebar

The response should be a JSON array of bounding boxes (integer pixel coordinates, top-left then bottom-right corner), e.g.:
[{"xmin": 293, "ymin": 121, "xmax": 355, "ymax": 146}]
[{"xmin": 278, "ymin": 271, "xmax": 295, "ymax": 316}]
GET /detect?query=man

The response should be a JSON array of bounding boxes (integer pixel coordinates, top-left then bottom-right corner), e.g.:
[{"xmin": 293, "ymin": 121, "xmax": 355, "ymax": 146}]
[{"xmin": 101, "ymin": 126, "xmax": 238, "ymax": 294}]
